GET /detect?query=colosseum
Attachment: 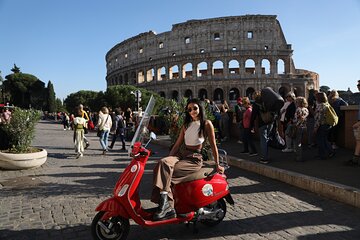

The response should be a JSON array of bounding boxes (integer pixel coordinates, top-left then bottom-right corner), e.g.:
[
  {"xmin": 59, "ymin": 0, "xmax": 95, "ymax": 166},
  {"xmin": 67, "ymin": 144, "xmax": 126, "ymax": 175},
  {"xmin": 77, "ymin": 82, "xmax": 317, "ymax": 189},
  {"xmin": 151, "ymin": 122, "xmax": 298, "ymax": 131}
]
[{"xmin": 105, "ymin": 15, "xmax": 319, "ymax": 104}]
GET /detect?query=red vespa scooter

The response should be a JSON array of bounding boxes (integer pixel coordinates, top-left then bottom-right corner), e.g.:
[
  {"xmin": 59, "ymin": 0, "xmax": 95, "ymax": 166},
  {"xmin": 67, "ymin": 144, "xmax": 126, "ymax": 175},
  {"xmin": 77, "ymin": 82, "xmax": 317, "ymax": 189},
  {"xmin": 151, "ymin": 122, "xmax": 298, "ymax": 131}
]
[{"xmin": 91, "ymin": 96, "xmax": 234, "ymax": 240}]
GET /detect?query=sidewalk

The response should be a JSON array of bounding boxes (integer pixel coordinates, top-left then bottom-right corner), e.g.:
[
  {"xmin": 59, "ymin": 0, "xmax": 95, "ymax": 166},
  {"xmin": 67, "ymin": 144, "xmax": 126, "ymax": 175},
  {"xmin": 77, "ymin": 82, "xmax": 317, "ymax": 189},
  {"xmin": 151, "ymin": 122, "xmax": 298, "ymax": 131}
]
[{"xmin": 154, "ymin": 135, "xmax": 360, "ymax": 208}]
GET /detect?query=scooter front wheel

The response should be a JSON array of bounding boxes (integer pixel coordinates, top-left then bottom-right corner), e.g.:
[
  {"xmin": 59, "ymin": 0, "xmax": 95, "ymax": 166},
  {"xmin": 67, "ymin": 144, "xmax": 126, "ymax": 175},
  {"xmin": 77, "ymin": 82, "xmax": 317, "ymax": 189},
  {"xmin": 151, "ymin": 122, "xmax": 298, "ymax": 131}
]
[{"xmin": 91, "ymin": 211, "xmax": 130, "ymax": 240}]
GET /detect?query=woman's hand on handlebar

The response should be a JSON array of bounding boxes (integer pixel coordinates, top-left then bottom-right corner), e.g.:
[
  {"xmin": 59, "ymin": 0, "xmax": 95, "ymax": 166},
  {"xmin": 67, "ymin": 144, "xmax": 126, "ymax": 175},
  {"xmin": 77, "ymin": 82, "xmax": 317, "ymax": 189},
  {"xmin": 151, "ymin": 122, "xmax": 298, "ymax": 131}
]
[{"xmin": 216, "ymin": 164, "xmax": 225, "ymax": 174}]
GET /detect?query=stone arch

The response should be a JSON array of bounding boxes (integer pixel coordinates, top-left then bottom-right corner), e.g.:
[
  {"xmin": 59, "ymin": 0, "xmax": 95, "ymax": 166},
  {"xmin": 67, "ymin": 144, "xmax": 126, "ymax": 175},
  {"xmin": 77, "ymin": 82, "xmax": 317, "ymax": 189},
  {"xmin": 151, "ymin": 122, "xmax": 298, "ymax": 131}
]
[
  {"xmin": 213, "ymin": 88, "xmax": 224, "ymax": 101},
  {"xmin": 159, "ymin": 91, "xmax": 166, "ymax": 98},
  {"xmin": 212, "ymin": 60, "xmax": 224, "ymax": 75},
  {"xmin": 261, "ymin": 59, "xmax": 271, "ymax": 75},
  {"xmin": 184, "ymin": 89, "xmax": 193, "ymax": 99},
  {"xmin": 157, "ymin": 67, "xmax": 166, "ymax": 81},
  {"xmin": 229, "ymin": 59, "xmax": 240, "ymax": 74},
  {"xmin": 146, "ymin": 68, "xmax": 155, "ymax": 82},
  {"xmin": 278, "ymin": 86, "xmax": 288, "ymax": 99},
  {"xmin": 119, "ymin": 75, "xmax": 123, "ymax": 84},
  {"xmin": 246, "ymin": 87, "xmax": 256, "ymax": 99},
  {"xmin": 198, "ymin": 88, "xmax": 208, "ymax": 100},
  {"xmin": 169, "ymin": 65, "xmax": 179, "ymax": 79},
  {"xmin": 277, "ymin": 59, "xmax": 285, "ymax": 74},
  {"xmin": 131, "ymin": 71, "xmax": 136, "ymax": 84},
  {"xmin": 245, "ymin": 59, "xmax": 255, "ymax": 74},
  {"xmin": 172, "ymin": 90, "xmax": 179, "ymax": 101},
  {"xmin": 197, "ymin": 62, "xmax": 208, "ymax": 77},
  {"xmin": 124, "ymin": 73, "xmax": 129, "ymax": 84},
  {"xmin": 182, "ymin": 62, "xmax": 193, "ymax": 78},
  {"xmin": 138, "ymin": 70, "xmax": 145, "ymax": 84},
  {"xmin": 229, "ymin": 88, "xmax": 240, "ymax": 101}
]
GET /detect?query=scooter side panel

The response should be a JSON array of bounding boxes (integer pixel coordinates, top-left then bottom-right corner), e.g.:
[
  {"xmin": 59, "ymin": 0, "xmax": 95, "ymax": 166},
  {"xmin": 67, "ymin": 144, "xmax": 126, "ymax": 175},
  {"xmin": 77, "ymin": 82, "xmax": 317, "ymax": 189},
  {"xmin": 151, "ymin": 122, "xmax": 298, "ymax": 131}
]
[
  {"xmin": 173, "ymin": 174, "xmax": 230, "ymax": 213},
  {"xmin": 95, "ymin": 197, "xmax": 129, "ymax": 218}
]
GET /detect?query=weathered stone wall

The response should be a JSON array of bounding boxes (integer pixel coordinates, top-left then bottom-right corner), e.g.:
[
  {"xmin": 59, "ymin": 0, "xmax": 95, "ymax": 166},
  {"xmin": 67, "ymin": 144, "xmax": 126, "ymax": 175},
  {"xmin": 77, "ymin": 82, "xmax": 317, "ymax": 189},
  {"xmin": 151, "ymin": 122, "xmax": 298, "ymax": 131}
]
[{"xmin": 105, "ymin": 15, "xmax": 318, "ymax": 102}]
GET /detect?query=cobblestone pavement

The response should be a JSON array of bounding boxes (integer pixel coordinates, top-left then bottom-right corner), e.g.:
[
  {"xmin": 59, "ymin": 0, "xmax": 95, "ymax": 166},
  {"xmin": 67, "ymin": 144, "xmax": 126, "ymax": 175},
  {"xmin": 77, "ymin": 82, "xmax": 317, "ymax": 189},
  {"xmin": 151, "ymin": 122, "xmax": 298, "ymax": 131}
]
[{"xmin": 1, "ymin": 120, "xmax": 360, "ymax": 240}]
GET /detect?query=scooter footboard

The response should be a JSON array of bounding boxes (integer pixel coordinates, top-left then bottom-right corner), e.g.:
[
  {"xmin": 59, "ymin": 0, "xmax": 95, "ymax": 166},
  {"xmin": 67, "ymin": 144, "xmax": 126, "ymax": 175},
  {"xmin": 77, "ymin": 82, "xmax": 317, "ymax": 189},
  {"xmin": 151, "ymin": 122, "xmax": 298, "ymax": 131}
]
[{"xmin": 95, "ymin": 197, "xmax": 129, "ymax": 219}]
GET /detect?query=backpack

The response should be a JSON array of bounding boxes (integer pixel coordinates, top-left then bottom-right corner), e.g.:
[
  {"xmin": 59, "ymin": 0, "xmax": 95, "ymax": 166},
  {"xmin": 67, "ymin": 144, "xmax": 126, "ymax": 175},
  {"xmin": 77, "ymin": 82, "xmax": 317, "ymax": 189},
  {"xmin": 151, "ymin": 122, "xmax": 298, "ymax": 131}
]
[
  {"xmin": 257, "ymin": 103, "xmax": 276, "ymax": 124},
  {"xmin": 324, "ymin": 103, "xmax": 338, "ymax": 126},
  {"xmin": 234, "ymin": 105, "xmax": 244, "ymax": 123},
  {"xmin": 117, "ymin": 116, "xmax": 125, "ymax": 129}
]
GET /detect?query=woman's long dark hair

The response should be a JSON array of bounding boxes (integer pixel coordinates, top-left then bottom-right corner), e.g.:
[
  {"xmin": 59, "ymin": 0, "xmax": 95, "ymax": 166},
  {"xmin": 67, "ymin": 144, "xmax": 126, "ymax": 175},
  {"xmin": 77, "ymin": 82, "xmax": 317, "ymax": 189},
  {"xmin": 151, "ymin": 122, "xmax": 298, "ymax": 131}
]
[{"xmin": 184, "ymin": 98, "xmax": 206, "ymax": 137}]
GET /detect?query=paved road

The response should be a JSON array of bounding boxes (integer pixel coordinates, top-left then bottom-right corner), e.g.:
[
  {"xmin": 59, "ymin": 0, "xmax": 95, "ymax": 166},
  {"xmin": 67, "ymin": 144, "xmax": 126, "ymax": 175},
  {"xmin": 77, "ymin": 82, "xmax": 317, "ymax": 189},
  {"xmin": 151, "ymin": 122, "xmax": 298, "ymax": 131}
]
[{"xmin": 0, "ymin": 120, "xmax": 360, "ymax": 240}]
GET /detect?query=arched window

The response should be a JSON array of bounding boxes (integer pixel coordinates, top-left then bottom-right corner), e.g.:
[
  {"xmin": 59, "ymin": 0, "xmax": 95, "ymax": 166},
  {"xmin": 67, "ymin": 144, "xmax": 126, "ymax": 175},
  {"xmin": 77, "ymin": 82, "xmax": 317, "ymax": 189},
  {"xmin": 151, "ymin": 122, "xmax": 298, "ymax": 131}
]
[
  {"xmin": 246, "ymin": 87, "xmax": 256, "ymax": 100},
  {"xmin": 182, "ymin": 63, "xmax": 193, "ymax": 78},
  {"xmin": 197, "ymin": 62, "xmax": 207, "ymax": 77},
  {"xmin": 157, "ymin": 67, "xmax": 166, "ymax": 81},
  {"xmin": 229, "ymin": 88, "xmax": 240, "ymax": 101},
  {"xmin": 198, "ymin": 89, "xmax": 208, "ymax": 100},
  {"xmin": 159, "ymin": 91, "xmax": 166, "ymax": 98},
  {"xmin": 169, "ymin": 65, "xmax": 179, "ymax": 79},
  {"xmin": 229, "ymin": 59, "xmax": 240, "ymax": 74},
  {"xmin": 277, "ymin": 59, "xmax": 285, "ymax": 74},
  {"xmin": 213, "ymin": 88, "xmax": 224, "ymax": 101},
  {"xmin": 138, "ymin": 71, "xmax": 144, "ymax": 84},
  {"xmin": 146, "ymin": 68, "xmax": 155, "ymax": 82},
  {"xmin": 172, "ymin": 90, "xmax": 179, "ymax": 101},
  {"xmin": 261, "ymin": 59, "xmax": 271, "ymax": 75},
  {"xmin": 212, "ymin": 60, "xmax": 224, "ymax": 75},
  {"xmin": 245, "ymin": 59, "xmax": 255, "ymax": 75},
  {"xmin": 184, "ymin": 89, "xmax": 193, "ymax": 99}
]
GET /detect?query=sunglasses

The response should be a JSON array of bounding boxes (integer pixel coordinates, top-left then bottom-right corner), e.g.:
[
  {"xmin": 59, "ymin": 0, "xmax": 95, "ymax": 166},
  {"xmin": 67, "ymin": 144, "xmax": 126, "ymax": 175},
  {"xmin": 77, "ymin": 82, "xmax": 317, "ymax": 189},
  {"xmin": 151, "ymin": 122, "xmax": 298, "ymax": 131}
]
[{"xmin": 187, "ymin": 106, "xmax": 199, "ymax": 112}]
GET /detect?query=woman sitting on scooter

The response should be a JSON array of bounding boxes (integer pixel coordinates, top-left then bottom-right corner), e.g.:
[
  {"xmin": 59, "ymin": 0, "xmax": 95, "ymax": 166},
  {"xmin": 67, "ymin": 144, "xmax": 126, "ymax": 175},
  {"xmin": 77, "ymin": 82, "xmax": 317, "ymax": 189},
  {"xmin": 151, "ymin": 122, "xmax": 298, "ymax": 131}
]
[{"xmin": 151, "ymin": 98, "xmax": 225, "ymax": 221}]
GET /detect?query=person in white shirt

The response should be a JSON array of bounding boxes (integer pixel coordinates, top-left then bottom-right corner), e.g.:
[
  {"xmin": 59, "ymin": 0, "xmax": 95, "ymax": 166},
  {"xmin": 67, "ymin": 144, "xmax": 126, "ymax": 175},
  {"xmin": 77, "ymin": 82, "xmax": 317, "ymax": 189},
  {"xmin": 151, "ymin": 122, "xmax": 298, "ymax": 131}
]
[{"xmin": 96, "ymin": 106, "xmax": 112, "ymax": 155}]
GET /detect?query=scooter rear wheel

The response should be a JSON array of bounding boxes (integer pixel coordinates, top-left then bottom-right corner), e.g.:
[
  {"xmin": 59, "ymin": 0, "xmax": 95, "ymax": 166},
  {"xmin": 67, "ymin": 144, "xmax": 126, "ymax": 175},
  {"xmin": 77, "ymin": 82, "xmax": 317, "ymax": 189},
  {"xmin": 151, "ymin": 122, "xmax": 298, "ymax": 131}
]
[
  {"xmin": 91, "ymin": 211, "xmax": 130, "ymax": 240},
  {"xmin": 200, "ymin": 198, "xmax": 227, "ymax": 227}
]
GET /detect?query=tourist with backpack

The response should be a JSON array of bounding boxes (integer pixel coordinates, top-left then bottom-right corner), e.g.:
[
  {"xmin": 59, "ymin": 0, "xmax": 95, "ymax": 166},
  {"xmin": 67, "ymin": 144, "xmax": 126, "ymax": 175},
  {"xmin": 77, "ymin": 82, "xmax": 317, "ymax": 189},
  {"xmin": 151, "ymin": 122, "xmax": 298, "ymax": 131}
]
[
  {"xmin": 314, "ymin": 92, "xmax": 335, "ymax": 160},
  {"xmin": 250, "ymin": 92, "xmax": 274, "ymax": 164},
  {"xmin": 234, "ymin": 97, "xmax": 246, "ymax": 143},
  {"xmin": 109, "ymin": 108, "xmax": 126, "ymax": 151}
]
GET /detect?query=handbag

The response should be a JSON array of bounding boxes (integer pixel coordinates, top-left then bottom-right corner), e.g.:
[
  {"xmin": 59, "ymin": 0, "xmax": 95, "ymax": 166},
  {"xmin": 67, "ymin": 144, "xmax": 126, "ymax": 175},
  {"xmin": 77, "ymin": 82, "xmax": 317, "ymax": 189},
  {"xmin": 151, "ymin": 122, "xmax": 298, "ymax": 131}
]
[{"xmin": 97, "ymin": 129, "xmax": 103, "ymax": 137}]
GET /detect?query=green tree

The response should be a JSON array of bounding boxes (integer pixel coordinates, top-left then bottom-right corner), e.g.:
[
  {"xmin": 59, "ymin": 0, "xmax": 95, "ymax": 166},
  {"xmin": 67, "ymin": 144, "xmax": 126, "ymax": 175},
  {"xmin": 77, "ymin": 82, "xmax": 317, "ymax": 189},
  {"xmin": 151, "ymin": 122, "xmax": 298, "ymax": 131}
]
[
  {"xmin": 63, "ymin": 90, "xmax": 99, "ymax": 113},
  {"xmin": 4, "ymin": 68, "xmax": 46, "ymax": 109},
  {"xmin": 46, "ymin": 81, "xmax": 56, "ymax": 113},
  {"xmin": 320, "ymin": 85, "xmax": 330, "ymax": 93},
  {"xmin": 55, "ymin": 98, "xmax": 66, "ymax": 112}
]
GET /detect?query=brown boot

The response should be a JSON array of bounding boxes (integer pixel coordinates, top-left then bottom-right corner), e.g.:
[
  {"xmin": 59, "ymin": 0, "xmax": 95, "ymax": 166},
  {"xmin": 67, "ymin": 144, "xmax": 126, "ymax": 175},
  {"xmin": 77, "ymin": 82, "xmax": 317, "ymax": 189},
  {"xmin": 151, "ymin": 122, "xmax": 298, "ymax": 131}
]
[{"xmin": 153, "ymin": 193, "xmax": 176, "ymax": 221}]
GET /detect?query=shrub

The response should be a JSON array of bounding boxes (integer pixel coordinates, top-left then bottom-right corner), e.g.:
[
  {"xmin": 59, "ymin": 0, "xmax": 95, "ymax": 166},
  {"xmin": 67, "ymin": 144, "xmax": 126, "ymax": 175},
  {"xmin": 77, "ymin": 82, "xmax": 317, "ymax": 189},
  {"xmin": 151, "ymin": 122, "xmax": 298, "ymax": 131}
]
[{"xmin": 0, "ymin": 107, "xmax": 41, "ymax": 153}]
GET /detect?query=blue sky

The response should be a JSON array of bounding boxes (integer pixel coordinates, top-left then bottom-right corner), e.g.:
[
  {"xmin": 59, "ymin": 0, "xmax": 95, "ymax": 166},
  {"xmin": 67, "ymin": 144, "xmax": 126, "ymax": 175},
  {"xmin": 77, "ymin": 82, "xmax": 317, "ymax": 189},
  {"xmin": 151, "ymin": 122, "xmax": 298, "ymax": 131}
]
[{"xmin": 1, "ymin": 0, "xmax": 359, "ymax": 100}]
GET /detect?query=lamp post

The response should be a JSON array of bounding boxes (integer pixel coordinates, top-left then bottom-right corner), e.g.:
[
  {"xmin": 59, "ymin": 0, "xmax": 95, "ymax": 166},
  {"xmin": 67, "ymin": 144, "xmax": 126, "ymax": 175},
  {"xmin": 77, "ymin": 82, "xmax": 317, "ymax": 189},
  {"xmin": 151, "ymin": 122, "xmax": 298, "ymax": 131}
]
[{"xmin": 130, "ymin": 90, "xmax": 141, "ymax": 112}]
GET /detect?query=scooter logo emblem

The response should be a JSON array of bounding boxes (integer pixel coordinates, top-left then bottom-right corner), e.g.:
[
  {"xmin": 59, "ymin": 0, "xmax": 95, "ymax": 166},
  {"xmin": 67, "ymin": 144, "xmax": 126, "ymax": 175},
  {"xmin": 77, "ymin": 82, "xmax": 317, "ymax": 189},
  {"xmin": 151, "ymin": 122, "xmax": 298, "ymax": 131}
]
[
  {"xmin": 119, "ymin": 184, "xmax": 129, "ymax": 197},
  {"xmin": 202, "ymin": 184, "xmax": 213, "ymax": 196}
]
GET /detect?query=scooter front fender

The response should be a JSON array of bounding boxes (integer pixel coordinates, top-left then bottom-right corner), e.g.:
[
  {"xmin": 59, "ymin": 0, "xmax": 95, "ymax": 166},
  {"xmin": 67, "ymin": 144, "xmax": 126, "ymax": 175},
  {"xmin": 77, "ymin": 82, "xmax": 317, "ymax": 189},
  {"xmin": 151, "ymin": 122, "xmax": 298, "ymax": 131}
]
[{"xmin": 95, "ymin": 197, "xmax": 129, "ymax": 219}]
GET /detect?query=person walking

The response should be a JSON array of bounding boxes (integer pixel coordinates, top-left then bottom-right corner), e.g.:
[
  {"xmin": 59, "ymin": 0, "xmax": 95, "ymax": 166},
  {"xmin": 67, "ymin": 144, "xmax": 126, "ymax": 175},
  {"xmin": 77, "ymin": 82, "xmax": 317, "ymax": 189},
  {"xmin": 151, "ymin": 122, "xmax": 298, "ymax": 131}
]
[
  {"xmin": 109, "ymin": 108, "xmax": 126, "ymax": 151},
  {"xmin": 79, "ymin": 104, "xmax": 90, "ymax": 149},
  {"xmin": 96, "ymin": 107, "xmax": 112, "ymax": 155},
  {"xmin": 73, "ymin": 108, "xmax": 86, "ymax": 159}
]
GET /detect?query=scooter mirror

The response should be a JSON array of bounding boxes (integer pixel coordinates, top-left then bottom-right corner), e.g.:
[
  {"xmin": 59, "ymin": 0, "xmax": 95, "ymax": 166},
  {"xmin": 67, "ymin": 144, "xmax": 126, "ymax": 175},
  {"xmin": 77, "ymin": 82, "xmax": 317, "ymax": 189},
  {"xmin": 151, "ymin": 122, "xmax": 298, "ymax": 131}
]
[{"xmin": 150, "ymin": 132, "xmax": 157, "ymax": 140}]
